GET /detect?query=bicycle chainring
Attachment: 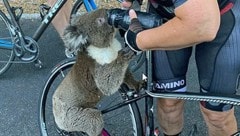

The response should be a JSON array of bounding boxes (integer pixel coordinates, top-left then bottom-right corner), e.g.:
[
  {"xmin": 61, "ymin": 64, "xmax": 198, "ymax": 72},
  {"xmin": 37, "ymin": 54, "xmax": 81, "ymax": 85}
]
[{"xmin": 13, "ymin": 36, "xmax": 39, "ymax": 62}]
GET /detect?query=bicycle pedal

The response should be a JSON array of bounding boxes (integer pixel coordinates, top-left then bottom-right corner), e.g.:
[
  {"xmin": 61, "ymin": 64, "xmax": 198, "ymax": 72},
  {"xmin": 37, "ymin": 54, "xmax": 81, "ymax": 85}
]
[{"xmin": 34, "ymin": 59, "xmax": 43, "ymax": 69}]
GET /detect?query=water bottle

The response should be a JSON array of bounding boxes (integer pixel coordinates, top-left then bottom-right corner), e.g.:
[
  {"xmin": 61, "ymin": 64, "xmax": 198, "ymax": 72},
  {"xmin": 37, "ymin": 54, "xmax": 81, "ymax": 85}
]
[{"xmin": 107, "ymin": 8, "xmax": 163, "ymax": 30}]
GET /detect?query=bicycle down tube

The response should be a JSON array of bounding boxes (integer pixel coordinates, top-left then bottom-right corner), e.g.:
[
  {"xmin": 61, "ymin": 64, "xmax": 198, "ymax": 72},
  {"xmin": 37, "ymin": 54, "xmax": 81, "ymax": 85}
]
[{"xmin": 33, "ymin": 0, "xmax": 67, "ymax": 41}]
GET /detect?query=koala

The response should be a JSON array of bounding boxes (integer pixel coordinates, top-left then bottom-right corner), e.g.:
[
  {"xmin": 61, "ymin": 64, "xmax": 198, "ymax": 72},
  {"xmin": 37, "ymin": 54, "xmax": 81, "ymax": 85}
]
[{"xmin": 53, "ymin": 8, "xmax": 140, "ymax": 136}]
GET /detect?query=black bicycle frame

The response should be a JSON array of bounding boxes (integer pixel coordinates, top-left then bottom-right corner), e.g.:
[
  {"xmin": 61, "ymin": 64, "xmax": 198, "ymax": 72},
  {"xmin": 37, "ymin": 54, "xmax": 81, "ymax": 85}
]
[
  {"xmin": 33, "ymin": 0, "xmax": 67, "ymax": 40},
  {"xmin": 2, "ymin": 0, "xmax": 68, "ymax": 42},
  {"xmin": 145, "ymin": 51, "xmax": 154, "ymax": 136}
]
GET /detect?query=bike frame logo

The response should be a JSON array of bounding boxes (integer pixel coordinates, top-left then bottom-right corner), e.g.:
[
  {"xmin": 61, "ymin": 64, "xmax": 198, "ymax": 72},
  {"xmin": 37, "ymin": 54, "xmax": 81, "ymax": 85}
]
[
  {"xmin": 155, "ymin": 79, "xmax": 185, "ymax": 90},
  {"xmin": 43, "ymin": 0, "xmax": 64, "ymax": 24}
]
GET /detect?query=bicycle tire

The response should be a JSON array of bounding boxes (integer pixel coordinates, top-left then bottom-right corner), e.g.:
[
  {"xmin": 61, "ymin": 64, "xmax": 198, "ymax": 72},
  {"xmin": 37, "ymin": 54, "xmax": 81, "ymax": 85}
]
[
  {"xmin": 0, "ymin": 10, "xmax": 15, "ymax": 76},
  {"xmin": 71, "ymin": 0, "xmax": 87, "ymax": 16},
  {"xmin": 70, "ymin": 0, "xmax": 146, "ymax": 73},
  {"xmin": 39, "ymin": 58, "xmax": 143, "ymax": 136}
]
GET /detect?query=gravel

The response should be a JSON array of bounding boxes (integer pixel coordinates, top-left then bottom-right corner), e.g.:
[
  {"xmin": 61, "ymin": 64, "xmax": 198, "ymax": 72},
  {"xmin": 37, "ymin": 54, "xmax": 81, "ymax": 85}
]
[{"xmin": 0, "ymin": 0, "xmax": 121, "ymax": 14}]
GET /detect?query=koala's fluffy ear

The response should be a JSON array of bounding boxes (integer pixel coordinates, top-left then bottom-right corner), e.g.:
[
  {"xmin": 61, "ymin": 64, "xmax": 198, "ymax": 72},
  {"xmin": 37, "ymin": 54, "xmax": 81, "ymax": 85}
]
[{"xmin": 62, "ymin": 15, "xmax": 89, "ymax": 57}]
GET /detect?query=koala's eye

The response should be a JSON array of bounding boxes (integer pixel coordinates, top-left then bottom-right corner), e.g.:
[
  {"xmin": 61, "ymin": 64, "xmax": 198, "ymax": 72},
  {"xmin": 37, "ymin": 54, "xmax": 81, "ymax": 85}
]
[{"xmin": 96, "ymin": 17, "xmax": 105, "ymax": 26}]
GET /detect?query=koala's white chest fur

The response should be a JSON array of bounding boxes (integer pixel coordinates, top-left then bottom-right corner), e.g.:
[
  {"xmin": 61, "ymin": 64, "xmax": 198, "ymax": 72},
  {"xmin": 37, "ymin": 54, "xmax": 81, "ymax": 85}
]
[{"xmin": 87, "ymin": 38, "xmax": 122, "ymax": 65}]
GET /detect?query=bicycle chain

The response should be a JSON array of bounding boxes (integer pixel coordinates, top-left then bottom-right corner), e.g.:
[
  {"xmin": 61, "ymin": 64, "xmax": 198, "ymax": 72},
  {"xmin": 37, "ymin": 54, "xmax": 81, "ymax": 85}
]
[{"xmin": 147, "ymin": 91, "xmax": 240, "ymax": 106}]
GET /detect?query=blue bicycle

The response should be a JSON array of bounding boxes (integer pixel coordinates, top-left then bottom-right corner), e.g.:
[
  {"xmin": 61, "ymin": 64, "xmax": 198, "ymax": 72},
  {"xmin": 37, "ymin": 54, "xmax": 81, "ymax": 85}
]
[{"xmin": 0, "ymin": 0, "xmax": 99, "ymax": 76}]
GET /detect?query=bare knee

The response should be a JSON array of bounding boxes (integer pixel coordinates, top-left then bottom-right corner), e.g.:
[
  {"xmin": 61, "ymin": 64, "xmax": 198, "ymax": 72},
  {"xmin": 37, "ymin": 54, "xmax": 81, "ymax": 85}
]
[
  {"xmin": 200, "ymin": 105, "xmax": 234, "ymax": 126},
  {"xmin": 157, "ymin": 99, "xmax": 184, "ymax": 134},
  {"xmin": 157, "ymin": 98, "xmax": 184, "ymax": 113},
  {"xmin": 200, "ymin": 106, "xmax": 237, "ymax": 136},
  {"xmin": 157, "ymin": 99, "xmax": 184, "ymax": 124}
]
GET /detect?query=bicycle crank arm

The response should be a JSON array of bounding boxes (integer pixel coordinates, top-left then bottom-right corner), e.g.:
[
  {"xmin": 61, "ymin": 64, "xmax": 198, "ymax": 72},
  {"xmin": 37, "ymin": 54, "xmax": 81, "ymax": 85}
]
[{"xmin": 147, "ymin": 91, "xmax": 240, "ymax": 106}]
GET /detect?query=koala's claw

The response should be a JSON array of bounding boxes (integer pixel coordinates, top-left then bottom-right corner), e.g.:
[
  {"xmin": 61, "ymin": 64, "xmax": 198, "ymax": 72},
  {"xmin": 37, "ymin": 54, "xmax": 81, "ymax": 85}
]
[
  {"xmin": 119, "ymin": 46, "xmax": 135, "ymax": 60},
  {"xmin": 65, "ymin": 49, "xmax": 75, "ymax": 58}
]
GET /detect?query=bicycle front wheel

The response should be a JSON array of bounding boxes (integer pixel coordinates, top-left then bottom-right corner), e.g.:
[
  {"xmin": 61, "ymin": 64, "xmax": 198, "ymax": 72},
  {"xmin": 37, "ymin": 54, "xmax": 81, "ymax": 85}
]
[
  {"xmin": 71, "ymin": 0, "xmax": 94, "ymax": 16},
  {"xmin": 39, "ymin": 58, "xmax": 143, "ymax": 136},
  {"xmin": 0, "ymin": 10, "xmax": 15, "ymax": 75}
]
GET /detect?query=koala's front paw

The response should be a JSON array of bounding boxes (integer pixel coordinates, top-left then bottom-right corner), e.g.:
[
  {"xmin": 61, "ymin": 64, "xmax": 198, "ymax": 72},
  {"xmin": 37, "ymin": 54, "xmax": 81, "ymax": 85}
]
[
  {"xmin": 138, "ymin": 80, "xmax": 147, "ymax": 91},
  {"xmin": 119, "ymin": 46, "xmax": 135, "ymax": 60}
]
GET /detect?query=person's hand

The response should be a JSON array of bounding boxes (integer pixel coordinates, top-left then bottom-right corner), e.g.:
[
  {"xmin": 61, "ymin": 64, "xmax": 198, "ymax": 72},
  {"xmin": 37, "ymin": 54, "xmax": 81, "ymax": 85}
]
[
  {"xmin": 119, "ymin": 0, "xmax": 141, "ymax": 37},
  {"xmin": 119, "ymin": 0, "xmax": 133, "ymax": 37},
  {"xmin": 121, "ymin": 0, "xmax": 133, "ymax": 9},
  {"xmin": 124, "ymin": 9, "xmax": 143, "ymax": 54},
  {"xmin": 121, "ymin": 0, "xmax": 141, "ymax": 10}
]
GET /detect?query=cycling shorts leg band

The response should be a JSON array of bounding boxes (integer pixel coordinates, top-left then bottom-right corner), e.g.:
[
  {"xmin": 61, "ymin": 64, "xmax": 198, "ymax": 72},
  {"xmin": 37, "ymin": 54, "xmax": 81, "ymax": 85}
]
[
  {"xmin": 200, "ymin": 101, "xmax": 233, "ymax": 112},
  {"xmin": 199, "ymin": 89, "xmax": 233, "ymax": 112},
  {"xmin": 152, "ymin": 48, "xmax": 192, "ymax": 93},
  {"xmin": 153, "ymin": 76, "xmax": 187, "ymax": 92}
]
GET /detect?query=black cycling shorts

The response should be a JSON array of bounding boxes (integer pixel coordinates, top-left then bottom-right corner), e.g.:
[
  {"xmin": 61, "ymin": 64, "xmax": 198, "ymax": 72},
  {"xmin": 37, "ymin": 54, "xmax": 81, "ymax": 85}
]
[{"xmin": 150, "ymin": 4, "xmax": 240, "ymax": 111}]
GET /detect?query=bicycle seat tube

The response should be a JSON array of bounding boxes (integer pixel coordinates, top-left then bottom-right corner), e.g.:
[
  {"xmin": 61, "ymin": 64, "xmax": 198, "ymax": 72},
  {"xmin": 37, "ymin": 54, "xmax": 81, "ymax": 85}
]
[{"xmin": 2, "ymin": 0, "xmax": 27, "ymax": 43}]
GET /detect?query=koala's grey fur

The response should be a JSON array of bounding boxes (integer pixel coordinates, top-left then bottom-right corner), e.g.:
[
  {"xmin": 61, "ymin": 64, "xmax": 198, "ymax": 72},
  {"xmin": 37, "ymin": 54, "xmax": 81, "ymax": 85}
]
[{"xmin": 53, "ymin": 9, "xmax": 140, "ymax": 136}]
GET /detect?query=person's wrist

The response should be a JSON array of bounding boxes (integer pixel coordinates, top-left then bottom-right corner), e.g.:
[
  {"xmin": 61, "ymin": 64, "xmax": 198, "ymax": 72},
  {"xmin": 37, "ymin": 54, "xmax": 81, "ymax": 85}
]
[
  {"xmin": 124, "ymin": 30, "xmax": 142, "ymax": 54},
  {"xmin": 135, "ymin": 32, "xmax": 142, "ymax": 51}
]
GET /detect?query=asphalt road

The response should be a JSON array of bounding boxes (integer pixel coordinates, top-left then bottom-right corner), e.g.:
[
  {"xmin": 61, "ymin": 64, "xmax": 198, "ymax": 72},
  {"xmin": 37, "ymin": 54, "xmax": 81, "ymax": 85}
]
[{"xmin": 0, "ymin": 18, "xmax": 239, "ymax": 136}]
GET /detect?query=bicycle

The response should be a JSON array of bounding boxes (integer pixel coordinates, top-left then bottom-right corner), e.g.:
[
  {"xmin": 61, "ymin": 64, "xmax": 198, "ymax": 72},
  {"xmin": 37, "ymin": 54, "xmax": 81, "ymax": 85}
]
[
  {"xmin": 38, "ymin": 1, "xmax": 240, "ymax": 136},
  {"xmin": 0, "ymin": 0, "xmax": 99, "ymax": 76},
  {"xmin": 39, "ymin": 49, "xmax": 240, "ymax": 136}
]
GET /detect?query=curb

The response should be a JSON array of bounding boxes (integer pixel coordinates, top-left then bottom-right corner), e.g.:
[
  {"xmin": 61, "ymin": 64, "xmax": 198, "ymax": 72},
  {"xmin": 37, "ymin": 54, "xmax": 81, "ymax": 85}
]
[{"xmin": 21, "ymin": 13, "xmax": 40, "ymax": 19}]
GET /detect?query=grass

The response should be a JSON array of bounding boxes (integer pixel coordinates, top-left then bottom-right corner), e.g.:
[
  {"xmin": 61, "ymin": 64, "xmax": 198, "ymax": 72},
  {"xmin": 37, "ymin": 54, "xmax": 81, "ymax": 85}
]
[
  {"xmin": 0, "ymin": 0, "xmax": 121, "ymax": 14},
  {"xmin": 0, "ymin": 0, "xmax": 46, "ymax": 14}
]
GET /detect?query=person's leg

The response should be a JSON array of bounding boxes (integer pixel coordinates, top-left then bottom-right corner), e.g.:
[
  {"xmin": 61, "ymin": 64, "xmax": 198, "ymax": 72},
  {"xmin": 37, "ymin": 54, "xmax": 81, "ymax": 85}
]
[
  {"xmin": 47, "ymin": 0, "xmax": 72, "ymax": 36},
  {"xmin": 152, "ymin": 48, "xmax": 192, "ymax": 135},
  {"xmin": 200, "ymin": 105, "xmax": 237, "ymax": 136},
  {"xmin": 195, "ymin": 8, "xmax": 239, "ymax": 136},
  {"xmin": 157, "ymin": 99, "xmax": 184, "ymax": 135}
]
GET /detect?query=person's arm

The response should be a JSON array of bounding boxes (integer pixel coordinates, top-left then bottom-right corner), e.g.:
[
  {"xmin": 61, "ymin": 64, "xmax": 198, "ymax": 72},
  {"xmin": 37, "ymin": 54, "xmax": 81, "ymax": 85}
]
[{"xmin": 136, "ymin": 0, "xmax": 220, "ymax": 50}]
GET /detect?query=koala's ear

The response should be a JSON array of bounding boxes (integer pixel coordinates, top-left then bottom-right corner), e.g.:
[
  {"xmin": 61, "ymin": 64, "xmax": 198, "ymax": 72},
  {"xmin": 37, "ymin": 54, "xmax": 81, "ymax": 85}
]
[
  {"xmin": 95, "ymin": 17, "xmax": 106, "ymax": 27},
  {"xmin": 62, "ymin": 24, "xmax": 89, "ymax": 56}
]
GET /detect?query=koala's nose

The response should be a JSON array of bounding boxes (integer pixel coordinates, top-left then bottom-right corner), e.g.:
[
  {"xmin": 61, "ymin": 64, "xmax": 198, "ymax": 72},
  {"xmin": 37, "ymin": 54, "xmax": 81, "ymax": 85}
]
[{"xmin": 99, "ymin": 18, "xmax": 105, "ymax": 24}]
